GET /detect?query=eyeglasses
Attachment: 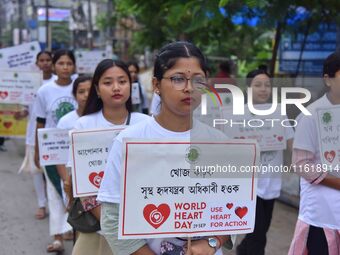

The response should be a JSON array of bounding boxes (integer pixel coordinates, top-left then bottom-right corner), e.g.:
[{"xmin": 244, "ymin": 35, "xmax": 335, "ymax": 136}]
[{"xmin": 162, "ymin": 74, "xmax": 208, "ymax": 91}]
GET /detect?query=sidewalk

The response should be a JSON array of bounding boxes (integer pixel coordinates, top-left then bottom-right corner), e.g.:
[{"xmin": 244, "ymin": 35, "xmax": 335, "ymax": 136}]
[{"xmin": 0, "ymin": 139, "xmax": 298, "ymax": 254}]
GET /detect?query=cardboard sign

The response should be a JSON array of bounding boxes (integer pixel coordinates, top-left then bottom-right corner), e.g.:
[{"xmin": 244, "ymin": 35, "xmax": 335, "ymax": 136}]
[
  {"xmin": 220, "ymin": 104, "xmax": 287, "ymax": 151},
  {"xmin": 316, "ymin": 106, "xmax": 340, "ymax": 177},
  {"xmin": 0, "ymin": 41, "xmax": 41, "ymax": 71},
  {"xmin": 70, "ymin": 127, "xmax": 125, "ymax": 197},
  {"xmin": 75, "ymin": 50, "xmax": 113, "ymax": 74},
  {"xmin": 37, "ymin": 128, "xmax": 70, "ymax": 166},
  {"xmin": 119, "ymin": 139, "xmax": 259, "ymax": 239},
  {"xmin": 0, "ymin": 104, "xmax": 28, "ymax": 137},
  {"xmin": 0, "ymin": 69, "xmax": 42, "ymax": 105}
]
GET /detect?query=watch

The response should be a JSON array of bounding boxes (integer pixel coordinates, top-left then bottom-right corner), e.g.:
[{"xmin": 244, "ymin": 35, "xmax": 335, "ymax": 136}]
[{"xmin": 207, "ymin": 237, "xmax": 219, "ymax": 250}]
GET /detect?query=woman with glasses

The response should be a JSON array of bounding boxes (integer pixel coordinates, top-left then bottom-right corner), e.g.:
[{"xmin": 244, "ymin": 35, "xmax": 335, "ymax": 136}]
[{"xmin": 98, "ymin": 41, "xmax": 234, "ymax": 255}]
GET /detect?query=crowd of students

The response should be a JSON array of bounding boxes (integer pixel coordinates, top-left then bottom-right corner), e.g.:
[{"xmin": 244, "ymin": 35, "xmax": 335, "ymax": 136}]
[{"xmin": 17, "ymin": 41, "xmax": 340, "ymax": 255}]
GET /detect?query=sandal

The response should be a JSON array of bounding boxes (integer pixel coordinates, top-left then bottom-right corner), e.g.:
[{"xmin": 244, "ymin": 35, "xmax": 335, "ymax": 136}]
[
  {"xmin": 47, "ymin": 240, "xmax": 64, "ymax": 253},
  {"xmin": 35, "ymin": 207, "xmax": 46, "ymax": 220}
]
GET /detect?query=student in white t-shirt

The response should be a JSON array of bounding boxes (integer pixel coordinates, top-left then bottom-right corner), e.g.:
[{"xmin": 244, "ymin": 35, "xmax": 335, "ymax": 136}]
[
  {"xmin": 98, "ymin": 42, "xmax": 233, "ymax": 255},
  {"xmin": 18, "ymin": 51, "xmax": 56, "ymax": 220},
  {"xmin": 128, "ymin": 61, "xmax": 149, "ymax": 114},
  {"xmin": 34, "ymin": 49, "xmax": 78, "ymax": 253},
  {"xmin": 288, "ymin": 52, "xmax": 340, "ymax": 255},
  {"xmin": 236, "ymin": 69, "xmax": 294, "ymax": 255},
  {"xmin": 70, "ymin": 59, "xmax": 149, "ymax": 255},
  {"xmin": 56, "ymin": 75, "xmax": 91, "ymax": 185}
]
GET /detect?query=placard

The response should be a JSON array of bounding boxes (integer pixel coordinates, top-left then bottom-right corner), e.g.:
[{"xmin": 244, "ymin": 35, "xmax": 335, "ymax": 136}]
[
  {"xmin": 75, "ymin": 50, "xmax": 113, "ymax": 74},
  {"xmin": 119, "ymin": 139, "xmax": 259, "ymax": 239},
  {"xmin": 0, "ymin": 41, "xmax": 41, "ymax": 71},
  {"xmin": 70, "ymin": 127, "xmax": 125, "ymax": 197},
  {"xmin": 0, "ymin": 104, "xmax": 28, "ymax": 137},
  {"xmin": 316, "ymin": 106, "xmax": 340, "ymax": 177},
  {"xmin": 220, "ymin": 104, "xmax": 286, "ymax": 151},
  {"xmin": 37, "ymin": 128, "xmax": 70, "ymax": 166},
  {"xmin": 0, "ymin": 69, "xmax": 42, "ymax": 105}
]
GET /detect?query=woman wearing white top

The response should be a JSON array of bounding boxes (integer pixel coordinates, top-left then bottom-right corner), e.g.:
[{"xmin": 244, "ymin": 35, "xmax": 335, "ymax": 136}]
[
  {"xmin": 34, "ymin": 49, "xmax": 78, "ymax": 253},
  {"xmin": 288, "ymin": 52, "xmax": 340, "ymax": 255},
  {"xmin": 236, "ymin": 69, "xmax": 294, "ymax": 255},
  {"xmin": 70, "ymin": 59, "xmax": 149, "ymax": 255},
  {"xmin": 98, "ymin": 42, "xmax": 233, "ymax": 255},
  {"xmin": 18, "ymin": 51, "xmax": 56, "ymax": 220}
]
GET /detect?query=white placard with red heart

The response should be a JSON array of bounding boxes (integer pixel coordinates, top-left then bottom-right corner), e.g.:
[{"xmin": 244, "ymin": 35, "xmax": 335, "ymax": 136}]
[
  {"xmin": 0, "ymin": 69, "xmax": 42, "ymax": 105},
  {"xmin": 70, "ymin": 127, "xmax": 125, "ymax": 197},
  {"xmin": 316, "ymin": 106, "xmax": 340, "ymax": 177},
  {"xmin": 119, "ymin": 139, "xmax": 259, "ymax": 239},
  {"xmin": 220, "ymin": 104, "xmax": 287, "ymax": 151},
  {"xmin": 0, "ymin": 41, "xmax": 41, "ymax": 71},
  {"xmin": 38, "ymin": 128, "xmax": 70, "ymax": 166}
]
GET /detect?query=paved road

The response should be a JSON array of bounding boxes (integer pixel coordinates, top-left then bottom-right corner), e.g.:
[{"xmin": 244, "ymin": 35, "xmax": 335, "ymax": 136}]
[{"xmin": 0, "ymin": 139, "xmax": 298, "ymax": 255}]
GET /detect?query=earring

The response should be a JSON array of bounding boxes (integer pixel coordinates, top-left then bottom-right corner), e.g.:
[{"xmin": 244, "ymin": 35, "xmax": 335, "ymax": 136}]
[{"xmin": 155, "ymin": 90, "xmax": 160, "ymax": 95}]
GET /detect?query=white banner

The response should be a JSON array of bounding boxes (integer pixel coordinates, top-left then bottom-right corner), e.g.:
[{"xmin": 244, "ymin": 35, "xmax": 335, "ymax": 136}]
[
  {"xmin": 70, "ymin": 127, "xmax": 125, "ymax": 197},
  {"xmin": 0, "ymin": 70, "xmax": 42, "ymax": 105},
  {"xmin": 119, "ymin": 138, "xmax": 259, "ymax": 239},
  {"xmin": 220, "ymin": 104, "xmax": 286, "ymax": 151},
  {"xmin": 316, "ymin": 106, "xmax": 340, "ymax": 177},
  {"xmin": 0, "ymin": 41, "xmax": 41, "ymax": 71},
  {"xmin": 75, "ymin": 50, "xmax": 113, "ymax": 74},
  {"xmin": 37, "ymin": 128, "xmax": 70, "ymax": 166}
]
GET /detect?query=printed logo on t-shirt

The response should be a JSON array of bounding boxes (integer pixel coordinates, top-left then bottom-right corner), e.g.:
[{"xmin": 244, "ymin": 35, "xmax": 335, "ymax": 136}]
[{"xmin": 51, "ymin": 96, "xmax": 76, "ymax": 124}]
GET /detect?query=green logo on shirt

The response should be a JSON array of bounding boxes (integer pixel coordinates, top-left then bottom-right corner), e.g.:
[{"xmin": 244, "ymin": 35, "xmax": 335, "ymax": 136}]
[{"xmin": 322, "ymin": 112, "xmax": 332, "ymax": 125}]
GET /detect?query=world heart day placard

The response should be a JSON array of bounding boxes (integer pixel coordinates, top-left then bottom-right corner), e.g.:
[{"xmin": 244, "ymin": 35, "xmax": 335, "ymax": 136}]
[
  {"xmin": 316, "ymin": 106, "xmax": 340, "ymax": 177},
  {"xmin": 70, "ymin": 127, "xmax": 125, "ymax": 197},
  {"xmin": 119, "ymin": 138, "xmax": 259, "ymax": 239}
]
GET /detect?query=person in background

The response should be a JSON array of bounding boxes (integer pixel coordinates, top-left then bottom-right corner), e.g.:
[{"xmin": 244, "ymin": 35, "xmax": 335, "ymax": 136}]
[
  {"xmin": 0, "ymin": 137, "xmax": 5, "ymax": 151},
  {"xmin": 34, "ymin": 49, "xmax": 77, "ymax": 253},
  {"xmin": 127, "ymin": 61, "xmax": 149, "ymax": 114}
]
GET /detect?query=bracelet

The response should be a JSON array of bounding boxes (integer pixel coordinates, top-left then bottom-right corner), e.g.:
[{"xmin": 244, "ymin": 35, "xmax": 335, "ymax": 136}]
[{"xmin": 214, "ymin": 235, "xmax": 223, "ymax": 249}]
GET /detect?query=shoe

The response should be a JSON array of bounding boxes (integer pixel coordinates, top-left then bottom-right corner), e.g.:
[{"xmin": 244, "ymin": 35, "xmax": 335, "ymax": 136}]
[{"xmin": 47, "ymin": 240, "xmax": 64, "ymax": 253}]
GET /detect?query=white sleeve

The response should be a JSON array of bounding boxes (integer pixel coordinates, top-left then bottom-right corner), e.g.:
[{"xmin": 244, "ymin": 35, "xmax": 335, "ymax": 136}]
[
  {"xmin": 34, "ymin": 89, "xmax": 46, "ymax": 119},
  {"xmin": 97, "ymin": 138, "xmax": 123, "ymax": 203},
  {"xmin": 293, "ymin": 115, "xmax": 317, "ymax": 154}
]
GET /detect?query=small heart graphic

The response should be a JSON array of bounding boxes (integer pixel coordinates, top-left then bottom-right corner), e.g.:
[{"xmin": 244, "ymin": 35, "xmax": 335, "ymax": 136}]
[
  {"xmin": 324, "ymin": 150, "xmax": 336, "ymax": 163},
  {"xmin": 235, "ymin": 206, "xmax": 248, "ymax": 219},
  {"xmin": 0, "ymin": 91, "xmax": 8, "ymax": 100},
  {"xmin": 3, "ymin": 121, "xmax": 12, "ymax": 129},
  {"xmin": 226, "ymin": 203, "xmax": 233, "ymax": 209},
  {"xmin": 143, "ymin": 204, "xmax": 170, "ymax": 229},
  {"xmin": 42, "ymin": 155, "xmax": 49, "ymax": 161},
  {"xmin": 89, "ymin": 171, "xmax": 104, "ymax": 188},
  {"xmin": 277, "ymin": 136, "xmax": 283, "ymax": 142}
]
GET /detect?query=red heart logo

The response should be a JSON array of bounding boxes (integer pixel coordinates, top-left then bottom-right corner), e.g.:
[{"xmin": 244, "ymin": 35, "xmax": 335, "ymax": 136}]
[
  {"xmin": 324, "ymin": 150, "xmax": 336, "ymax": 163},
  {"xmin": 226, "ymin": 203, "xmax": 233, "ymax": 209},
  {"xmin": 42, "ymin": 155, "xmax": 49, "ymax": 160},
  {"xmin": 235, "ymin": 206, "xmax": 248, "ymax": 219},
  {"xmin": 277, "ymin": 136, "xmax": 284, "ymax": 142},
  {"xmin": 88, "ymin": 171, "xmax": 104, "ymax": 188},
  {"xmin": 143, "ymin": 204, "xmax": 170, "ymax": 229},
  {"xmin": 0, "ymin": 91, "xmax": 8, "ymax": 100},
  {"xmin": 3, "ymin": 121, "xmax": 12, "ymax": 129}
]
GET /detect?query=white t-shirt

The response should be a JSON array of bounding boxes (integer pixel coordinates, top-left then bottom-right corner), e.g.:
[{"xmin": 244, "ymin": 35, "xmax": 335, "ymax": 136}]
[
  {"xmin": 294, "ymin": 94, "xmax": 340, "ymax": 229},
  {"xmin": 25, "ymin": 75, "xmax": 57, "ymax": 145},
  {"xmin": 35, "ymin": 80, "xmax": 77, "ymax": 128},
  {"xmin": 74, "ymin": 111, "xmax": 149, "ymax": 130},
  {"xmin": 257, "ymin": 125, "xmax": 294, "ymax": 199},
  {"xmin": 56, "ymin": 110, "xmax": 79, "ymax": 130},
  {"xmin": 98, "ymin": 117, "xmax": 227, "ymax": 254}
]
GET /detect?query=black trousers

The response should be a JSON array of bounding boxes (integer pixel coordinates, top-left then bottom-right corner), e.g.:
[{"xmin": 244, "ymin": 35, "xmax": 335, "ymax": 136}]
[
  {"xmin": 0, "ymin": 137, "xmax": 4, "ymax": 146},
  {"xmin": 306, "ymin": 225, "xmax": 329, "ymax": 255},
  {"xmin": 237, "ymin": 196, "xmax": 275, "ymax": 255}
]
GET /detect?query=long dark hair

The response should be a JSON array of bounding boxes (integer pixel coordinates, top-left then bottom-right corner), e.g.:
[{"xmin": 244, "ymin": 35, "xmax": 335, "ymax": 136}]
[
  {"xmin": 153, "ymin": 41, "xmax": 209, "ymax": 81},
  {"xmin": 82, "ymin": 59, "xmax": 132, "ymax": 116}
]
